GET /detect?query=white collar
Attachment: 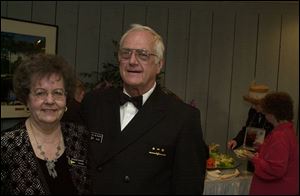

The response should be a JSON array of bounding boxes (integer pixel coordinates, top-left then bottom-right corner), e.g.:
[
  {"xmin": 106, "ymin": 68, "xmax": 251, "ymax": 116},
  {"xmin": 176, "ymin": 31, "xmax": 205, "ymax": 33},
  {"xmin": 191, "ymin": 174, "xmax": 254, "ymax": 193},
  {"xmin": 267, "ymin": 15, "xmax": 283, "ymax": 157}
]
[{"xmin": 123, "ymin": 82, "xmax": 156, "ymax": 105}]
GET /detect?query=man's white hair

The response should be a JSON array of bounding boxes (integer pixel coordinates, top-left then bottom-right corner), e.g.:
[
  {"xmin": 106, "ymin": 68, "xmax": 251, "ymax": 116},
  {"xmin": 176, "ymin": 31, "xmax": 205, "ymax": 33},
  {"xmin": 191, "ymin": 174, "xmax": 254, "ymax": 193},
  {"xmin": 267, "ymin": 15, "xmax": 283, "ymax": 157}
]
[{"xmin": 119, "ymin": 24, "xmax": 165, "ymax": 64}]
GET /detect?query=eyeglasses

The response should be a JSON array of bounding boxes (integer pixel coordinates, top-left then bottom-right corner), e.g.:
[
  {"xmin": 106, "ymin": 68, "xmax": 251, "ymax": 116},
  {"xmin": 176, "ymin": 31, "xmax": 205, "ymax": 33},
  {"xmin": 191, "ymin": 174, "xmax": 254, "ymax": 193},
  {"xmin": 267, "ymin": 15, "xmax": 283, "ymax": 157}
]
[
  {"xmin": 31, "ymin": 88, "xmax": 67, "ymax": 100},
  {"xmin": 119, "ymin": 48, "xmax": 157, "ymax": 62}
]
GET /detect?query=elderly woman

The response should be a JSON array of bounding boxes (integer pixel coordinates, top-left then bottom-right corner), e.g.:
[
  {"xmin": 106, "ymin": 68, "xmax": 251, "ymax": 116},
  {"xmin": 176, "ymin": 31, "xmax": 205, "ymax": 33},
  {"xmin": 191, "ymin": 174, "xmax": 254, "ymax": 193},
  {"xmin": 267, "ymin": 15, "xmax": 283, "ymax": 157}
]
[
  {"xmin": 1, "ymin": 53, "xmax": 89, "ymax": 194},
  {"xmin": 245, "ymin": 92, "xmax": 299, "ymax": 195}
]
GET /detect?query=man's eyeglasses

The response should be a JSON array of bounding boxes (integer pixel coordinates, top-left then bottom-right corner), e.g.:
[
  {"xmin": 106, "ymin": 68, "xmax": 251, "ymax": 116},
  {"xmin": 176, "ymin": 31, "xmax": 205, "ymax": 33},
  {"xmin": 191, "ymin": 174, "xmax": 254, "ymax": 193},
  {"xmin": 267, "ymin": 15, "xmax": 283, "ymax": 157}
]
[
  {"xmin": 31, "ymin": 88, "xmax": 67, "ymax": 100},
  {"xmin": 119, "ymin": 48, "xmax": 157, "ymax": 62}
]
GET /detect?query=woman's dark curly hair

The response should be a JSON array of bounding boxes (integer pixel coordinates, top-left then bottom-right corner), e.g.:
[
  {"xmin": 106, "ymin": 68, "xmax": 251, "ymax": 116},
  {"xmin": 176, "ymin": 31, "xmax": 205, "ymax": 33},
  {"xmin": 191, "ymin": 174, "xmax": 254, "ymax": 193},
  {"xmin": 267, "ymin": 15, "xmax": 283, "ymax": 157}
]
[
  {"xmin": 13, "ymin": 53, "xmax": 76, "ymax": 104},
  {"xmin": 261, "ymin": 91, "xmax": 294, "ymax": 121}
]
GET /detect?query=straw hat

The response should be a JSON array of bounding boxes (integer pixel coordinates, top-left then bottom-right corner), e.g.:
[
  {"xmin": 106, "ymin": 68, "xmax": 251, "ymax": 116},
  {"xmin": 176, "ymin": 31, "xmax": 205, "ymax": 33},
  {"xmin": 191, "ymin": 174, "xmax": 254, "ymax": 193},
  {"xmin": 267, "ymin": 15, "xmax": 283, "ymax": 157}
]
[{"xmin": 243, "ymin": 83, "xmax": 269, "ymax": 104}]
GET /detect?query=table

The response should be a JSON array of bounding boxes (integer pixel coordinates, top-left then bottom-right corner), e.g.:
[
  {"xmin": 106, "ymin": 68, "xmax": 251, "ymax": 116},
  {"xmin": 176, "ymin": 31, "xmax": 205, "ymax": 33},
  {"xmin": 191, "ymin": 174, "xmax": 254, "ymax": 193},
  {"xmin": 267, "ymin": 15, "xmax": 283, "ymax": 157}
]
[{"xmin": 203, "ymin": 171, "xmax": 253, "ymax": 195}]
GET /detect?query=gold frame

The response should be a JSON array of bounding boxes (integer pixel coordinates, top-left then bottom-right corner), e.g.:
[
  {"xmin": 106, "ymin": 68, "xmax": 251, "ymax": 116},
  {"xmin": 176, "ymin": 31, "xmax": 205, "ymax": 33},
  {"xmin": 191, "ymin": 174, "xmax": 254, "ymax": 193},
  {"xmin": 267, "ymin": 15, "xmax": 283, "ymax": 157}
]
[{"xmin": 1, "ymin": 17, "xmax": 57, "ymax": 118}]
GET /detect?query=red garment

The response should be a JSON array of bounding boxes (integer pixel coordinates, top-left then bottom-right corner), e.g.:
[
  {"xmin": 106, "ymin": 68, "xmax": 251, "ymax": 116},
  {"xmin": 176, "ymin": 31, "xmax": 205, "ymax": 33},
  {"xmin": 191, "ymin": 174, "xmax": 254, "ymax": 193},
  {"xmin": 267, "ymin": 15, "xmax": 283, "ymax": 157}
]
[{"xmin": 250, "ymin": 122, "xmax": 299, "ymax": 195}]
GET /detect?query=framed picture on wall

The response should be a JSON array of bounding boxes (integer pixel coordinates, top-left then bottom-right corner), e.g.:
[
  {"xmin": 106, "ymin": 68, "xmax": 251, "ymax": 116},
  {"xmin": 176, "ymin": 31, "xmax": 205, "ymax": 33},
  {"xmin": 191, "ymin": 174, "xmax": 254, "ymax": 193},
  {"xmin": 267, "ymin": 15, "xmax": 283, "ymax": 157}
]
[{"xmin": 1, "ymin": 17, "xmax": 57, "ymax": 118}]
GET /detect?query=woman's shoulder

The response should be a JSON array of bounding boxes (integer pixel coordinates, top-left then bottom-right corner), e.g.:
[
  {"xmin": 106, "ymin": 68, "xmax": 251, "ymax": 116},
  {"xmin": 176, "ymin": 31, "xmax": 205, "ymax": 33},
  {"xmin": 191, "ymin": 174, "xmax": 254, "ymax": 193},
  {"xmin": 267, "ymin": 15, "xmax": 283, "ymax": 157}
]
[
  {"xmin": 1, "ymin": 120, "xmax": 26, "ymax": 140},
  {"xmin": 61, "ymin": 122, "xmax": 89, "ymax": 141},
  {"xmin": 273, "ymin": 122, "xmax": 295, "ymax": 135},
  {"xmin": 2, "ymin": 119, "xmax": 26, "ymax": 133},
  {"xmin": 1, "ymin": 125, "xmax": 27, "ymax": 158}
]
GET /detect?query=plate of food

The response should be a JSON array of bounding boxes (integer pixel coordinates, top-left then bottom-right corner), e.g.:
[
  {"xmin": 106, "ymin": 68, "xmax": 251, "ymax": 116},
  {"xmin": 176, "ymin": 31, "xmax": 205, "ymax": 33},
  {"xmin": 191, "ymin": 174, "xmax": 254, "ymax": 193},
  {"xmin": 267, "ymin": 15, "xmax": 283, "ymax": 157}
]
[
  {"xmin": 233, "ymin": 148, "xmax": 248, "ymax": 158},
  {"xmin": 234, "ymin": 148, "xmax": 256, "ymax": 159},
  {"xmin": 206, "ymin": 153, "xmax": 240, "ymax": 170},
  {"xmin": 206, "ymin": 143, "xmax": 240, "ymax": 170}
]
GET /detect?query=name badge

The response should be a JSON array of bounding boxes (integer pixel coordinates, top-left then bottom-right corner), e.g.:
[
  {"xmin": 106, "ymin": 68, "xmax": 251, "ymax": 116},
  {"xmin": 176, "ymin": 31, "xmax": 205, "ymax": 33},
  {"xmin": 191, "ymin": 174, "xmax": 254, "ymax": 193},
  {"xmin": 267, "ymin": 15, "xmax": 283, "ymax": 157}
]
[
  {"xmin": 68, "ymin": 157, "xmax": 86, "ymax": 167},
  {"xmin": 90, "ymin": 132, "xmax": 104, "ymax": 143}
]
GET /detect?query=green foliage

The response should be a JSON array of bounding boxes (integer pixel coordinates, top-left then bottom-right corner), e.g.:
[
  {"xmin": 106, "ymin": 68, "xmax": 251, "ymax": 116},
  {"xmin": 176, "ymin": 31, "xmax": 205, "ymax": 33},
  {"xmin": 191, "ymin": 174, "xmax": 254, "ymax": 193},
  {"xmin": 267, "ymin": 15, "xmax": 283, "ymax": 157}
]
[
  {"xmin": 79, "ymin": 40, "xmax": 120, "ymax": 91},
  {"xmin": 99, "ymin": 62, "xmax": 122, "ymax": 87}
]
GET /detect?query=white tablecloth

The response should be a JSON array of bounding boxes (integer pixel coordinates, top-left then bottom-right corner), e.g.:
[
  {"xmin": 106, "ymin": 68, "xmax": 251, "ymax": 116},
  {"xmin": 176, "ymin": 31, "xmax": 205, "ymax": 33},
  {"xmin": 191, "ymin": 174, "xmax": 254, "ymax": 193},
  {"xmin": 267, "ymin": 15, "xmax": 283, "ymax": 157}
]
[{"xmin": 204, "ymin": 171, "xmax": 253, "ymax": 195}]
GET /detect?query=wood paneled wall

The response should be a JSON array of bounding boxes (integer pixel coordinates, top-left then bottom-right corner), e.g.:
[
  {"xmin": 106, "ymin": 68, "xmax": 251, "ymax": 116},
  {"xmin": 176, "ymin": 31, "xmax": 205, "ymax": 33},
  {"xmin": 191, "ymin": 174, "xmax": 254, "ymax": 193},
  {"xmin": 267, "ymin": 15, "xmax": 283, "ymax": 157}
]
[{"xmin": 1, "ymin": 1, "xmax": 299, "ymax": 152}]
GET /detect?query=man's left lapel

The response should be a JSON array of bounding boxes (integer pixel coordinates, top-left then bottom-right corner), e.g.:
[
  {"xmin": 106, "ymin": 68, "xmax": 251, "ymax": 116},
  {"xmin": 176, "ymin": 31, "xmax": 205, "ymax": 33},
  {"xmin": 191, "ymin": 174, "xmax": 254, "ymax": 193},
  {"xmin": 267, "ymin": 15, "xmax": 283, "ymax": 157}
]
[{"xmin": 99, "ymin": 87, "xmax": 167, "ymax": 164}]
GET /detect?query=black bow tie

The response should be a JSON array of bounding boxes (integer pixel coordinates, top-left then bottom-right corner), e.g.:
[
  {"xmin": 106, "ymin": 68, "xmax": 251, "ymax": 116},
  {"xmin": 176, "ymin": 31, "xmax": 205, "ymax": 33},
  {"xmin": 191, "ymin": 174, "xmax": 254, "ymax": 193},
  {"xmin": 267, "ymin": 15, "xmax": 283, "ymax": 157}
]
[{"xmin": 120, "ymin": 92, "xmax": 143, "ymax": 110}]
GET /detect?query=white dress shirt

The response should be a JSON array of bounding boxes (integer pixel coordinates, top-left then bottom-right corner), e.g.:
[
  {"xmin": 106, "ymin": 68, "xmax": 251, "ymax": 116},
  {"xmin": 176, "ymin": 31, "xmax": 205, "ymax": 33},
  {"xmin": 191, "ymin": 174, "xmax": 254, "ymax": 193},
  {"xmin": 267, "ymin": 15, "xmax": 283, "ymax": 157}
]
[{"xmin": 120, "ymin": 83, "xmax": 156, "ymax": 131}]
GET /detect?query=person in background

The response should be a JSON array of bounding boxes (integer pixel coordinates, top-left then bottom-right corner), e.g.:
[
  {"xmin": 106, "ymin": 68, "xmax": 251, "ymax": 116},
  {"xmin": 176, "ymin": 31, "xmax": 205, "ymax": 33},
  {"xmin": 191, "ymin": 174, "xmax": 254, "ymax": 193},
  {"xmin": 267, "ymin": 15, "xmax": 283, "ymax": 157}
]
[
  {"xmin": 227, "ymin": 83, "xmax": 273, "ymax": 172},
  {"xmin": 245, "ymin": 91, "xmax": 299, "ymax": 195},
  {"xmin": 80, "ymin": 24, "xmax": 207, "ymax": 194},
  {"xmin": 61, "ymin": 79, "xmax": 86, "ymax": 124},
  {"xmin": 1, "ymin": 53, "xmax": 89, "ymax": 195}
]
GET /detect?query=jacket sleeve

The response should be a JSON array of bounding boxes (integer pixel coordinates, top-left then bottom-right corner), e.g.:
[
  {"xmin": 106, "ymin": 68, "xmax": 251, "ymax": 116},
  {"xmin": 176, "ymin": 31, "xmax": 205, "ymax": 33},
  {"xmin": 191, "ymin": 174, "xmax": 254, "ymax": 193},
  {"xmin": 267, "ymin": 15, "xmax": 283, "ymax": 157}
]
[
  {"xmin": 172, "ymin": 107, "xmax": 206, "ymax": 194},
  {"xmin": 233, "ymin": 108, "xmax": 255, "ymax": 148}
]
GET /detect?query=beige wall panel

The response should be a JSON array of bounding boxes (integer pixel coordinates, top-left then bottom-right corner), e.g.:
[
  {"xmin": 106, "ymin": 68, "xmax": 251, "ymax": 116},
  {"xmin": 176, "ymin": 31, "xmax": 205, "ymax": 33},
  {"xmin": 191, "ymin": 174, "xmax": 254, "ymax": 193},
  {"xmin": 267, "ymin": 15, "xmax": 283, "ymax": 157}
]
[
  {"xmin": 164, "ymin": 7, "xmax": 189, "ymax": 99},
  {"xmin": 278, "ymin": 13, "xmax": 299, "ymax": 133},
  {"xmin": 205, "ymin": 10, "xmax": 235, "ymax": 151},
  {"xmin": 6, "ymin": 1, "xmax": 32, "ymax": 21},
  {"xmin": 185, "ymin": 9, "xmax": 213, "ymax": 138},
  {"xmin": 228, "ymin": 12, "xmax": 258, "ymax": 146},
  {"xmin": 98, "ymin": 4, "xmax": 123, "ymax": 73},
  {"xmin": 75, "ymin": 1, "xmax": 101, "ymax": 77},
  {"xmin": 255, "ymin": 13, "xmax": 281, "ymax": 90},
  {"xmin": 56, "ymin": 1, "xmax": 79, "ymax": 67},
  {"xmin": 123, "ymin": 4, "xmax": 146, "ymax": 32},
  {"xmin": 32, "ymin": 1, "xmax": 56, "ymax": 25},
  {"xmin": 1, "ymin": 1, "xmax": 7, "ymax": 17}
]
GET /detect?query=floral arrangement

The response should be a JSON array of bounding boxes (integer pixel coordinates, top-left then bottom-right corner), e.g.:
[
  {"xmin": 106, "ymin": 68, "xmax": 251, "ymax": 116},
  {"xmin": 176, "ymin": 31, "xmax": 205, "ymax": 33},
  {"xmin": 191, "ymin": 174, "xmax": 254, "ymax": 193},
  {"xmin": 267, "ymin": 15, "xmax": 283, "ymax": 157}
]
[{"xmin": 206, "ymin": 143, "xmax": 235, "ymax": 169}]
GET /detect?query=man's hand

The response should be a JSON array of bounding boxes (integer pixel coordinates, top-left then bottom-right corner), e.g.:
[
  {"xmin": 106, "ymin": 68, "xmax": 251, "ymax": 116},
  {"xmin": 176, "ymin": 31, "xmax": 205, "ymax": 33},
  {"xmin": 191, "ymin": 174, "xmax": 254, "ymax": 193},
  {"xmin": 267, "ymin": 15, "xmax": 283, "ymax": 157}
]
[{"xmin": 227, "ymin": 140, "xmax": 237, "ymax": 149}]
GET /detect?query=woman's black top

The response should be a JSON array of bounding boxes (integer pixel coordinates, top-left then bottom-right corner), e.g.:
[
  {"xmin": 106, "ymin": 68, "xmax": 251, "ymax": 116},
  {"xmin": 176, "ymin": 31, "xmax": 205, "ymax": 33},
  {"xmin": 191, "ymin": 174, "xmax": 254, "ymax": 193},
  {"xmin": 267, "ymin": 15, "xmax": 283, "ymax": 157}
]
[{"xmin": 38, "ymin": 152, "xmax": 77, "ymax": 195}]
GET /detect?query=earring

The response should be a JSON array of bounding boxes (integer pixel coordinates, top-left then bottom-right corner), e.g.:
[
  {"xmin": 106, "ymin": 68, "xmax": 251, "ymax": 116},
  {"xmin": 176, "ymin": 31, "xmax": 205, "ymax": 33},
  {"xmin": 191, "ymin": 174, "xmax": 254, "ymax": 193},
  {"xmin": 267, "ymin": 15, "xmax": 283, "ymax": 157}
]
[{"xmin": 65, "ymin": 106, "xmax": 68, "ymax": 112}]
